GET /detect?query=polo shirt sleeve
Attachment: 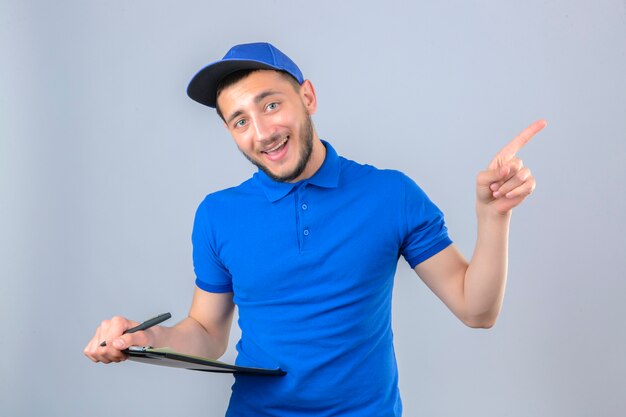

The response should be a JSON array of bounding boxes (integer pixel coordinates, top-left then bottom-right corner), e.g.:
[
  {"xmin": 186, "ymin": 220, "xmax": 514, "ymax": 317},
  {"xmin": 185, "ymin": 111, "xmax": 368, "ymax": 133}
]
[
  {"xmin": 191, "ymin": 199, "xmax": 233, "ymax": 293},
  {"xmin": 399, "ymin": 173, "xmax": 453, "ymax": 269}
]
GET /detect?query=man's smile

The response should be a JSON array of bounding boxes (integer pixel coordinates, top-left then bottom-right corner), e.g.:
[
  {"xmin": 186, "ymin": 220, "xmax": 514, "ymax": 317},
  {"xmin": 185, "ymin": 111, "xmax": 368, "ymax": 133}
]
[{"xmin": 261, "ymin": 136, "xmax": 290, "ymax": 161}]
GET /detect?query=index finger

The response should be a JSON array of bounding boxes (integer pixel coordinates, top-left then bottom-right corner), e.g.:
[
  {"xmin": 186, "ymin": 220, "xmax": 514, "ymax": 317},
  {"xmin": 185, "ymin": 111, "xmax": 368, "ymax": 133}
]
[{"xmin": 492, "ymin": 119, "xmax": 547, "ymax": 164}]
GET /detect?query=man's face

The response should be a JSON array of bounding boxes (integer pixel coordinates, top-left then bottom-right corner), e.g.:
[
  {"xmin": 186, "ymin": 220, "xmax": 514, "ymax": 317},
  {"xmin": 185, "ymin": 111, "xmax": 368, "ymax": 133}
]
[{"xmin": 217, "ymin": 70, "xmax": 318, "ymax": 183}]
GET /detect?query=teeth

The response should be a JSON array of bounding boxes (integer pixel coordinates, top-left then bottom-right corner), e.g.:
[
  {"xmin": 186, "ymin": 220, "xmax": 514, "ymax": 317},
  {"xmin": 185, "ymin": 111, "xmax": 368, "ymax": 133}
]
[{"xmin": 264, "ymin": 137, "xmax": 288, "ymax": 153}]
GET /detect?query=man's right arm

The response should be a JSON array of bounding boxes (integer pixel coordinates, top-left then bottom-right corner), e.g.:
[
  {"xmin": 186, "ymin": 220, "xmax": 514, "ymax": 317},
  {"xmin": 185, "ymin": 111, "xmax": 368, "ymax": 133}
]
[{"xmin": 83, "ymin": 288, "xmax": 235, "ymax": 363}]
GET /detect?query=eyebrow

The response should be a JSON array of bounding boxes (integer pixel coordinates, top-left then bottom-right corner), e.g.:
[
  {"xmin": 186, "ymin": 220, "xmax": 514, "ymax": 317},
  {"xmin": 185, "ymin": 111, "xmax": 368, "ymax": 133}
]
[{"xmin": 225, "ymin": 90, "xmax": 284, "ymax": 125}]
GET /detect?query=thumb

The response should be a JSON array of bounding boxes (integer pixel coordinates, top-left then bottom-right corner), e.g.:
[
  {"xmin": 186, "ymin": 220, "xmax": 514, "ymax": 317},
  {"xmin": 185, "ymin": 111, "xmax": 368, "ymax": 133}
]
[
  {"xmin": 113, "ymin": 329, "xmax": 154, "ymax": 350},
  {"xmin": 477, "ymin": 165, "xmax": 510, "ymax": 187},
  {"xmin": 111, "ymin": 338, "xmax": 127, "ymax": 350}
]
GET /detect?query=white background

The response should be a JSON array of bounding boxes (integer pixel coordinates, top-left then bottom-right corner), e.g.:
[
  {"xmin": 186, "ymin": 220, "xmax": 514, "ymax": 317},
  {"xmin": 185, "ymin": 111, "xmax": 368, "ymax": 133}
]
[{"xmin": 2, "ymin": 1, "xmax": 625, "ymax": 416}]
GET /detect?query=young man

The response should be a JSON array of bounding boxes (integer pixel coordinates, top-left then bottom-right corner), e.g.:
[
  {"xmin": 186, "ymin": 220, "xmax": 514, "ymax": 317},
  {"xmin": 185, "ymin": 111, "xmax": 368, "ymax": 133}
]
[{"xmin": 84, "ymin": 42, "xmax": 546, "ymax": 416}]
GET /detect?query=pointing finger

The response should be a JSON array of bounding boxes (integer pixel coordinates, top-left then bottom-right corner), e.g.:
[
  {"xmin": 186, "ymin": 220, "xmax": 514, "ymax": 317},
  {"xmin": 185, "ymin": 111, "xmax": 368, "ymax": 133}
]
[{"xmin": 489, "ymin": 119, "xmax": 547, "ymax": 169}]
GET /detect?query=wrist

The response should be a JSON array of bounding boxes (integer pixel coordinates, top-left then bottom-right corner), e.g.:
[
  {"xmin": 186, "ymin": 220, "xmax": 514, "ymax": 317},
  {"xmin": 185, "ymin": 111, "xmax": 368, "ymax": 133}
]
[
  {"xmin": 144, "ymin": 325, "xmax": 165, "ymax": 347},
  {"xmin": 476, "ymin": 202, "xmax": 513, "ymax": 223}
]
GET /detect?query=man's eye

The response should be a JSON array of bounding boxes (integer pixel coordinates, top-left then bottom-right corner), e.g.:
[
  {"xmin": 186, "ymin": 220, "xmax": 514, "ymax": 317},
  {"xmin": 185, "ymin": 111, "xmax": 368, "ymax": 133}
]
[
  {"xmin": 235, "ymin": 119, "xmax": 247, "ymax": 128},
  {"xmin": 266, "ymin": 102, "xmax": 278, "ymax": 111}
]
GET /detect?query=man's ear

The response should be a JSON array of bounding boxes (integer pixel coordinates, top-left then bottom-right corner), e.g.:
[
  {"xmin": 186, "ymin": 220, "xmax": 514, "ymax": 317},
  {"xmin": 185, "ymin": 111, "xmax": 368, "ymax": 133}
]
[{"xmin": 299, "ymin": 79, "xmax": 317, "ymax": 116}]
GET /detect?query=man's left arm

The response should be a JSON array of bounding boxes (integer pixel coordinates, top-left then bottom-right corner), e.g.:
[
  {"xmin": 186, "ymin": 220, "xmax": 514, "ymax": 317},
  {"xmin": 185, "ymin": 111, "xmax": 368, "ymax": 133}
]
[{"xmin": 414, "ymin": 119, "xmax": 547, "ymax": 328}]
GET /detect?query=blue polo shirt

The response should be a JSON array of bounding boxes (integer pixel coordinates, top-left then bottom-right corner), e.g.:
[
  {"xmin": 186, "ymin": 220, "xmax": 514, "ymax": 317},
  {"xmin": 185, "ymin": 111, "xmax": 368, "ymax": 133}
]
[{"xmin": 192, "ymin": 141, "xmax": 452, "ymax": 416}]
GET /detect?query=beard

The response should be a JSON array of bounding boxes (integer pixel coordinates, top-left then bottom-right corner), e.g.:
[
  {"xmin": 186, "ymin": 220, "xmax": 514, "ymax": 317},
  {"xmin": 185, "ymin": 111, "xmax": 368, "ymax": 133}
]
[{"xmin": 240, "ymin": 113, "xmax": 315, "ymax": 183}]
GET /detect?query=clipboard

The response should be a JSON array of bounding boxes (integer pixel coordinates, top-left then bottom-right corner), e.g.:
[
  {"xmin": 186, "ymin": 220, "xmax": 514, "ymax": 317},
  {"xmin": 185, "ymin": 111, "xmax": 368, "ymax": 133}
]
[{"xmin": 125, "ymin": 346, "xmax": 286, "ymax": 376}]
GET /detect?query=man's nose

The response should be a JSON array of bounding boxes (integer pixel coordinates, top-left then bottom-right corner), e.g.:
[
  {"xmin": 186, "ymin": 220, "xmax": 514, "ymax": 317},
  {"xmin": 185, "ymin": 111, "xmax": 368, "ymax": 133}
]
[{"xmin": 250, "ymin": 114, "xmax": 273, "ymax": 142}]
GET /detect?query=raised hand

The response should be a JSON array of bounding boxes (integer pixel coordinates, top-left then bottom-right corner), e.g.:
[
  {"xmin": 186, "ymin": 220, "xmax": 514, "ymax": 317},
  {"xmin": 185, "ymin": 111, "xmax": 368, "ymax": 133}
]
[{"xmin": 476, "ymin": 119, "xmax": 547, "ymax": 215}]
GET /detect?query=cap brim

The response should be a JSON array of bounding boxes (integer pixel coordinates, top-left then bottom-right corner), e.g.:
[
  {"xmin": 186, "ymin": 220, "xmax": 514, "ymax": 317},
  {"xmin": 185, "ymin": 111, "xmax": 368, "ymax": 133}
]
[{"xmin": 187, "ymin": 60, "xmax": 278, "ymax": 108}]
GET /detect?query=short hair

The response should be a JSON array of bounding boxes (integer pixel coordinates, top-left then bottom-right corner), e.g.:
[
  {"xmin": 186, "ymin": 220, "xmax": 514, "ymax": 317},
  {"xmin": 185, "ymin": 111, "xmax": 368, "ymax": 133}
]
[{"xmin": 215, "ymin": 69, "xmax": 301, "ymax": 121}]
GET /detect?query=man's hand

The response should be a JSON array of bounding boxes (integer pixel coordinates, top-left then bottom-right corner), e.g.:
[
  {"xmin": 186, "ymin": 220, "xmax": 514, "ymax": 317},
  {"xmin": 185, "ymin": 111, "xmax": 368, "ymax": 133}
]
[
  {"xmin": 83, "ymin": 290, "xmax": 236, "ymax": 365},
  {"xmin": 477, "ymin": 119, "xmax": 547, "ymax": 215},
  {"xmin": 83, "ymin": 316, "xmax": 154, "ymax": 364},
  {"xmin": 415, "ymin": 119, "xmax": 547, "ymax": 327}
]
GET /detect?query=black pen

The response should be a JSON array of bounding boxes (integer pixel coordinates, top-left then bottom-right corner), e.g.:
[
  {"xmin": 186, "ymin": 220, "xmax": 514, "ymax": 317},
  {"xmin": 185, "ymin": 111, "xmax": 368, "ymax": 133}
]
[{"xmin": 100, "ymin": 312, "xmax": 171, "ymax": 347}]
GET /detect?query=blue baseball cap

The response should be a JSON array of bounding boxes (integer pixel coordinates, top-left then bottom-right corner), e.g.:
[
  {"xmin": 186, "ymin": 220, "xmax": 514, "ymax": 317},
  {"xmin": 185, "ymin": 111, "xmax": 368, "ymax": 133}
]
[{"xmin": 187, "ymin": 42, "xmax": 304, "ymax": 108}]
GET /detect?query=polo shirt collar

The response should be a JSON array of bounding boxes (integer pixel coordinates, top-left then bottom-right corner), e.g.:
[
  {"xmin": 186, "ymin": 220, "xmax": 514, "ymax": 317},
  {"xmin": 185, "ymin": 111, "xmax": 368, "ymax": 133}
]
[{"xmin": 254, "ymin": 140, "xmax": 341, "ymax": 202}]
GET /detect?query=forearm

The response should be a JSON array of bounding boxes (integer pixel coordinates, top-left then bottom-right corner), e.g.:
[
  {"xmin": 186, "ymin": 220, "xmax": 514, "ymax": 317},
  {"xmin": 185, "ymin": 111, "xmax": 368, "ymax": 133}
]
[
  {"xmin": 149, "ymin": 315, "xmax": 231, "ymax": 360},
  {"xmin": 463, "ymin": 208, "xmax": 512, "ymax": 327},
  {"xmin": 84, "ymin": 290, "xmax": 234, "ymax": 364},
  {"xmin": 141, "ymin": 290, "xmax": 235, "ymax": 360}
]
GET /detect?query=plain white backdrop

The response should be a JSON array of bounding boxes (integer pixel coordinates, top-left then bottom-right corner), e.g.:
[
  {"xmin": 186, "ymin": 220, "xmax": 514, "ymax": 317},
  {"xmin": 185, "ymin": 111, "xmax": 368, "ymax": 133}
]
[{"xmin": 1, "ymin": 1, "xmax": 625, "ymax": 416}]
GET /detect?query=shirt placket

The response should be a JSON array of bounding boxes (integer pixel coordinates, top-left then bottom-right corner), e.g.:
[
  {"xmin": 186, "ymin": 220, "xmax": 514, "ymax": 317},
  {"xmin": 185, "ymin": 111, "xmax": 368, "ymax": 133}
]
[{"xmin": 295, "ymin": 184, "xmax": 311, "ymax": 253}]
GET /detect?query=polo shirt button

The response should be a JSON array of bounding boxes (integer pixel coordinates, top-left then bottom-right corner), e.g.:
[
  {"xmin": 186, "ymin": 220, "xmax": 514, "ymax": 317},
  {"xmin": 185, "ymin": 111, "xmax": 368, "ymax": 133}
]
[
  {"xmin": 301, "ymin": 203, "xmax": 308, "ymax": 210},
  {"xmin": 303, "ymin": 229, "xmax": 310, "ymax": 236}
]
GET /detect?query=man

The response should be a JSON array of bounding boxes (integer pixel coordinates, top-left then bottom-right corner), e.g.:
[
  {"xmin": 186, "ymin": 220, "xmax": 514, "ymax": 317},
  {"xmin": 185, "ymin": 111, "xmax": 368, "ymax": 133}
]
[{"xmin": 84, "ymin": 42, "xmax": 546, "ymax": 416}]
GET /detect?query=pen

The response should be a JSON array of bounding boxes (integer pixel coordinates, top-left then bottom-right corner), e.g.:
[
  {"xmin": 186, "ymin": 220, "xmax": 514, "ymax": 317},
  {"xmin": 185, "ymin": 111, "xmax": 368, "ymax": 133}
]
[{"xmin": 100, "ymin": 312, "xmax": 171, "ymax": 347}]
